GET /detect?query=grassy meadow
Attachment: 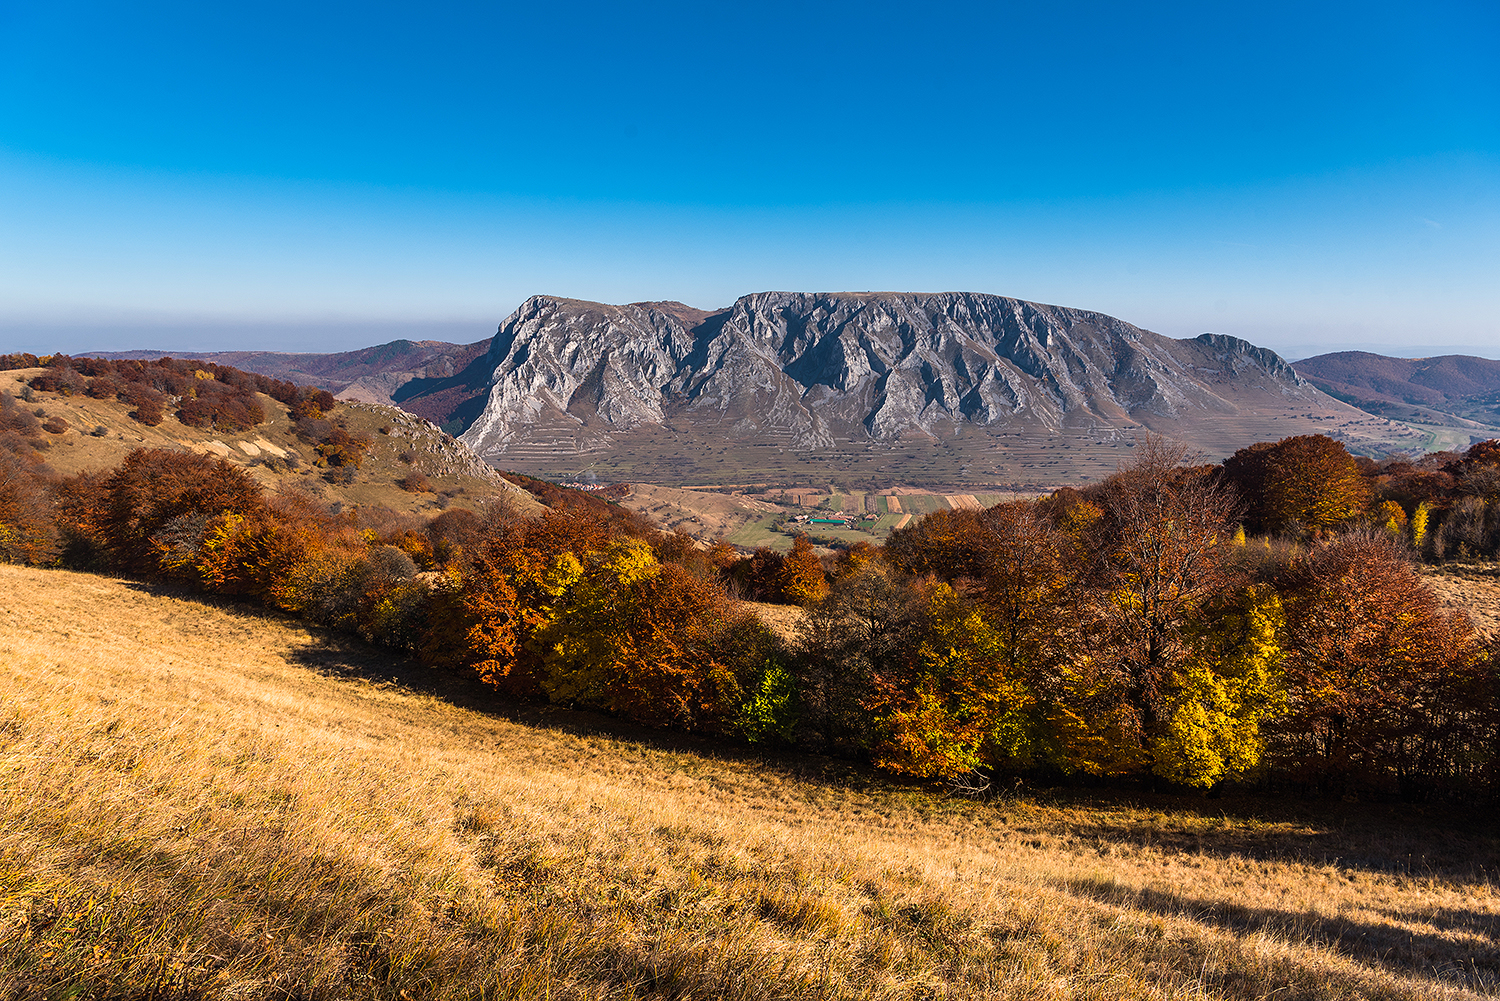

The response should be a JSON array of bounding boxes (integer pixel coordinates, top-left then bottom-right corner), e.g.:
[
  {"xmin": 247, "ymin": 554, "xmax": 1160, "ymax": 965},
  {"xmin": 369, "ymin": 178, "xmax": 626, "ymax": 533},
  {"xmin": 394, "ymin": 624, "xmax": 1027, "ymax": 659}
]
[{"xmin": 2, "ymin": 563, "xmax": 1498, "ymax": 1000}]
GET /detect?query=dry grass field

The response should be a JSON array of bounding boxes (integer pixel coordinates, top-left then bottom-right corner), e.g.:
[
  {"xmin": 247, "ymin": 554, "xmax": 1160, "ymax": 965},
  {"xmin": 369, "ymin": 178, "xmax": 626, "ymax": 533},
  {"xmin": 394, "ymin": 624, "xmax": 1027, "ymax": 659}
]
[{"xmin": 3, "ymin": 563, "xmax": 1499, "ymax": 1000}]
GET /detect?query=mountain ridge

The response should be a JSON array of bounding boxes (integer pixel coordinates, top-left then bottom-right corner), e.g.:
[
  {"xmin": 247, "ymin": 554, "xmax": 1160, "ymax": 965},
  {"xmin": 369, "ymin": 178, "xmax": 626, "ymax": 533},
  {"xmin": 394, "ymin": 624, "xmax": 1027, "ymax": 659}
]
[
  {"xmin": 1293, "ymin": 350, "xmax": 1500, "ymax": 431},
  {"xmin": 457, "ymin": 290, "xmax": 1419, "ymax": 485}
]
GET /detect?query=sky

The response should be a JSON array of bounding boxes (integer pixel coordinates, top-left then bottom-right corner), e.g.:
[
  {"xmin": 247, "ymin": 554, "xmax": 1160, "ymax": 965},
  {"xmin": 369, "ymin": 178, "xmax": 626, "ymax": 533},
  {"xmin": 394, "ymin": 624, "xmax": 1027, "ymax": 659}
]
[{"xmin": 1, "ymin": 0, "xmax": 1497, "ymax": 359}]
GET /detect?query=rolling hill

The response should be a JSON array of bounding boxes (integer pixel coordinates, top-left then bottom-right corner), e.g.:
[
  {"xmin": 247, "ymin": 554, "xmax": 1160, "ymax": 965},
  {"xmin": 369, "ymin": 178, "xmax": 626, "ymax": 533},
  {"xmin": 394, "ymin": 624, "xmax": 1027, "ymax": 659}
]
[
  {"xmin": 1294, "ymin": 351, "xmax": 1500, "ymax": 436},
  {"xmin": 97, "ymin": 339, "xmax": 495, "ymax": 434},
  {"xmin": 4, "ymin": 365, "xmax": 541, "ymax": 518}
]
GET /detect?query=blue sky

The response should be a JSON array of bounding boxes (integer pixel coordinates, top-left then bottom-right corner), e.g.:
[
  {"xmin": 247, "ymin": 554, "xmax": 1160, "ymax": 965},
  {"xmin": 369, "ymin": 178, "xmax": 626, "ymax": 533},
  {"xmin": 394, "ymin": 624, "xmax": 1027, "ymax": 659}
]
[{"xmin": 2, "ymin": 0, "xmax": 1497, "ymax": 358}]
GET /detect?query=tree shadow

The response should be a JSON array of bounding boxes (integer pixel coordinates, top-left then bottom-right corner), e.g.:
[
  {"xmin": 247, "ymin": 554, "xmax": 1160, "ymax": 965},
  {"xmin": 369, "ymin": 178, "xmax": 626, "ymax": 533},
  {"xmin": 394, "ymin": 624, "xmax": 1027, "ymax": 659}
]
[
  {"xmin": 1060, "ymin": 873, "xmax": 1500, "ymax": 994},
  {"xmin": 1019, "ymin": 786, "xmax": 1500, "ymax": 884}
]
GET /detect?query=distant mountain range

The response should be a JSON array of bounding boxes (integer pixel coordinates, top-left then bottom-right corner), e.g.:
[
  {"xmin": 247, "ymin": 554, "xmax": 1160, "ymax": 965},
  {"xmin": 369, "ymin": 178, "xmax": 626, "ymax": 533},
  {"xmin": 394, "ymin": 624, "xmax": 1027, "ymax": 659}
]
[
  {"xmin": 1292, "ymin": 352, "xmax": 1500, "ymax": 432},
  {"xmin": 101, "ymin": 294, "xmax": 1477, "ymax": 486},
  {"xmin": 96, "ymin": 340, "xmax": 493, "ymax": 433}
]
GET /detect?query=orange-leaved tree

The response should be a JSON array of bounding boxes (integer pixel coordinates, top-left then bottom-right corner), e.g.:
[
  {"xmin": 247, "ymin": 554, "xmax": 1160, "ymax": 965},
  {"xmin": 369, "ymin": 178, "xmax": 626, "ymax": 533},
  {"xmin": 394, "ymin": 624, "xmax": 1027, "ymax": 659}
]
[{"xmin": 1222, "ymin": 434, "xmax": 1370, "ymax": 535}]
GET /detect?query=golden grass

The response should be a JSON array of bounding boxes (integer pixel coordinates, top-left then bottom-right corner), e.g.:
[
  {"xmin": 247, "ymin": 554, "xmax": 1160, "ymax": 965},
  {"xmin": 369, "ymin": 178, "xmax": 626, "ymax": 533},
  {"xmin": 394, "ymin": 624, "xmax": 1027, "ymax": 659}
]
[{"xmin": 2, "ymin": 563, "xmax": 1498, "ymax": 999}]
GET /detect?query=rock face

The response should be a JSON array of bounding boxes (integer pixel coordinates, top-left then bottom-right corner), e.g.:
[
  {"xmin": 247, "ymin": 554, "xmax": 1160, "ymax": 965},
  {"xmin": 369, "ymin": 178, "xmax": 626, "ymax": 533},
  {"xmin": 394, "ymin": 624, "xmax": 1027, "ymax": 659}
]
[{"xmin": 459, "ymin": 291, "xmax": 1405, "ymax": 485}]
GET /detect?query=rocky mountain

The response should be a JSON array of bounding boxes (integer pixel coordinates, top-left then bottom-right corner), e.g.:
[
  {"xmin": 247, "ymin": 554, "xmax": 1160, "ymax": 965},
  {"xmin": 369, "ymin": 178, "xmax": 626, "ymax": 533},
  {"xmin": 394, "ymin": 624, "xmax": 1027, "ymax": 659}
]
[
  {"xmin": 1294, "ymin": 351, "xmax": 1500, "ymax": 431},
  {"xmin": 458, "ymin": 292, "xmax": 1424, "ymax": 486}
]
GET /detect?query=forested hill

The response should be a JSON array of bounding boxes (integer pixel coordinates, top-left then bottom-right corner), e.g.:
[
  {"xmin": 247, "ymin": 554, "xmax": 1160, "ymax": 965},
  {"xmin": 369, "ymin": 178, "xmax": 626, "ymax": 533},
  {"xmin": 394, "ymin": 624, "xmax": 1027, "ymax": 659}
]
[
  {"xmin": 1295, "ymin": 350, "xmax": 1500, "ymax": 431},
  {"xmin": 95, "ymin": 339, "xmax": 494, "ymax": 434}
]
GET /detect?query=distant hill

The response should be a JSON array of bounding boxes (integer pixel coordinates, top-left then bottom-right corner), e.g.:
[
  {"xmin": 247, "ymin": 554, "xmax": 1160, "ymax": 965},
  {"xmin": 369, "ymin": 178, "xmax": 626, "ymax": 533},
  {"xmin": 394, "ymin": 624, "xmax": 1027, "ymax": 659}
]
[
  {"xmin": 97, "ymin": 339, "xmax": 494, "ymax": 434},
  {"xmin": 1294, "ymin": 351, "xmax": 1500, "ymax": 431},
  {"xmin": 456, "ymin": 291, "xmax": 1425, "ymax": 486}
]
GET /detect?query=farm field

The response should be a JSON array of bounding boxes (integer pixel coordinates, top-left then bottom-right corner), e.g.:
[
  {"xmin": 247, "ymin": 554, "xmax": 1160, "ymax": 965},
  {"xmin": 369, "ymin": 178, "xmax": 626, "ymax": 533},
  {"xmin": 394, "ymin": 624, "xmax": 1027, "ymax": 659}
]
[
  {"xmin": 3, "ymin": 563, "xmax": 1498, "ymax": 1000},
  {"xmin": 632, "ymin": 486, "xmax": 1045, "ymax": 552}
]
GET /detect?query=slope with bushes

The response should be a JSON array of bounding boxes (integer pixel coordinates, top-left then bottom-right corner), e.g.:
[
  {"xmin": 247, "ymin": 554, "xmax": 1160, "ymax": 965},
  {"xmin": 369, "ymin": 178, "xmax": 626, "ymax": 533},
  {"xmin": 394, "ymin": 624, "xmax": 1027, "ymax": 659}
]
[{"xmin": 1, "ymin": 356, "xmax": 540, "ymax": 519}]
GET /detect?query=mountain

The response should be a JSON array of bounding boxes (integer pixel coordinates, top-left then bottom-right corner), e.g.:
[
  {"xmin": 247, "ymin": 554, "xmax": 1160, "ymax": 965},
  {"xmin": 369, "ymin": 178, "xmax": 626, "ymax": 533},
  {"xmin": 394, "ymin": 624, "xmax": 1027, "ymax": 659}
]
[
  {"xmin": 458, "ymin": 291, "xmax": 1424, "ymax": 486},
  {"xmin": 97, "ymin": 340, "xmax": 494, "ymax": 433},
  {"xmin": 1294, "ymin": 351, "xmax": 1500, "ymax": 432}
]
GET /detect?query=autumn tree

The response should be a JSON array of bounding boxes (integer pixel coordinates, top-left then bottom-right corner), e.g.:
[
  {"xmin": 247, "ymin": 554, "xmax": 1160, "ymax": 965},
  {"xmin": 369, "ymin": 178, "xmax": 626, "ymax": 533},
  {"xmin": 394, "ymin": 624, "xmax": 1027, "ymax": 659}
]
[
  {"xmin": 90, "ymin": 449, "xmax": 265, "ymax": 575},
  {"xmin": 533, "ymin": 538, "xmax": 745, "ymax": 729},
  {"xmin": 1080, "ymin": 436, "xmax": 1250, "ymax": 781},
  {"xmin": 0, "ymin": 449, "xmax": 58, "ymax": 564},
  {"xmin": 867, "ymin": 582, "xmax": 1045, "ymax": 779},
  {"xmin": 1222, "ymin": 434, "xmax": 1370, "ymax": 534},
  {"xmin": 798, "ymin": 561, "xmax": 922, "ymax": 754},
  {"xmin": 1272, "ymin": 531, "xmax": 1489, "ymax": 798},
  {"xmin": 777, "ymin": 533, "xmax": 828, "ymax": 606}
]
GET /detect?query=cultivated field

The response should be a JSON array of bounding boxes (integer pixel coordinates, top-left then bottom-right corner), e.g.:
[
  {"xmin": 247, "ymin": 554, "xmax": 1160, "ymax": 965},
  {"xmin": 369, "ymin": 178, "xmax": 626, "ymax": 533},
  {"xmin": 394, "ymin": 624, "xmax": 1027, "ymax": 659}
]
[{"xmin": 3, "ymin": 564, "xmax": 1498, "ymax": 999}]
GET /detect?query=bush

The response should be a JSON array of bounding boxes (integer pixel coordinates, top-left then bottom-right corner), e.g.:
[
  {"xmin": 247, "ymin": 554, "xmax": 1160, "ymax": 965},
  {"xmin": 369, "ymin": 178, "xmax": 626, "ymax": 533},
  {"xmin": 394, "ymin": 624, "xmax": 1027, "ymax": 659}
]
[
  {"xmin": 41, "ymin": 417, "xmax": 68, "ymax": 434},
  {"xmin": 122, "ymin": 385, "xmax": 166, "ymax": 426},
  {"xmin": 397, "ymin": 472, "xmax": 431, "ymax": 493},
  {"xmin": 85, "ymin": 449, "xmax": 266, "ymax": 575}
]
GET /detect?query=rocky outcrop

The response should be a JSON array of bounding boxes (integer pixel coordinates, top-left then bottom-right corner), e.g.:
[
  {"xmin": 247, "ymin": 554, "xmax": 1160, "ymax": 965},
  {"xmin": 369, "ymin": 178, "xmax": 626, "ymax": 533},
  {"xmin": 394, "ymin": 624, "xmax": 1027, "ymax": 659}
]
[{"xmin": 459, "ymin": 291, "xmax": 1328, "ymax": 467}]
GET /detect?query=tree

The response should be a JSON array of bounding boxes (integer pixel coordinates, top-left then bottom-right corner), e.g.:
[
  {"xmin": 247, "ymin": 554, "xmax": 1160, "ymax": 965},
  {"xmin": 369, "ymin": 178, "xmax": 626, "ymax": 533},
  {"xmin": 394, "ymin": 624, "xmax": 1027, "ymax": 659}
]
[
  {"xmin": 777, "ymin": 533, "xmax": 828, "ymax": 606},
  {"xmin": 94, "ymin": 449, "xmax": 264, "ymax": 575},
  {"xmin": 1081, "ymin": 436, "xmax": 1247, "ymax": 778},
  {"xmin": 0, "ymin": 450, "xmax": 57, "ymax": 564},
  {"xmin": 868, "ymin": 583, "xmax": 1043, "ymax": 779},
  {"xmin": 1272, "ymin": 531, "xmax": 1488, "ymax": 798},
  {"xmin": 1222, "ymin": 435, "xmax": 1370, "ymax": 534},
  {"xmin": 534, "ymin": 538, "xmax": 743, "ymax": 729}
]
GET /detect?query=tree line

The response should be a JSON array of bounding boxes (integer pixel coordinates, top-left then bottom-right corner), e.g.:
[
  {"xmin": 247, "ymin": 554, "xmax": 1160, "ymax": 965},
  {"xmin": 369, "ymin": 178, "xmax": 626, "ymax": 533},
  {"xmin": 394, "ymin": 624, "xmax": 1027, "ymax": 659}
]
[{"xmin": 3, "ymin": 361, "xmax": 1499, "ymax": 801}]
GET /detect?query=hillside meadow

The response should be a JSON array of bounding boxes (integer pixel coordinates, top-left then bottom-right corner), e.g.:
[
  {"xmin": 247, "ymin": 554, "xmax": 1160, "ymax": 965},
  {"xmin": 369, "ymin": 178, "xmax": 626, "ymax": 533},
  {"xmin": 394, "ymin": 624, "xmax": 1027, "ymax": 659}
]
[{"xmin": 3, "ymin": 564, "xmax": 1498, "ymax": 1000}]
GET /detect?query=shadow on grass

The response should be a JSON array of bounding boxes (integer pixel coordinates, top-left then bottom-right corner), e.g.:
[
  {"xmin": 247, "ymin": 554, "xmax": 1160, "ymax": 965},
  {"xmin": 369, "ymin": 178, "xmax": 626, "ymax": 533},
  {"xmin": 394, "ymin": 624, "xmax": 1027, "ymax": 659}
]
[{"xmin": 1060, "ymin": 873, "xmax": 1500, "ymax": 995}]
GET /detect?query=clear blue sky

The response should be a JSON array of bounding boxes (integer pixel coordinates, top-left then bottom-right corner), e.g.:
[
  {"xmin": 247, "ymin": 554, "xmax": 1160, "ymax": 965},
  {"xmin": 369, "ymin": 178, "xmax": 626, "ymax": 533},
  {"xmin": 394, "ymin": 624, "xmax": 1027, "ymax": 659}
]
[{"xmin": 2, "ymin": 0, "xmax": 1497, "ymax": 358}]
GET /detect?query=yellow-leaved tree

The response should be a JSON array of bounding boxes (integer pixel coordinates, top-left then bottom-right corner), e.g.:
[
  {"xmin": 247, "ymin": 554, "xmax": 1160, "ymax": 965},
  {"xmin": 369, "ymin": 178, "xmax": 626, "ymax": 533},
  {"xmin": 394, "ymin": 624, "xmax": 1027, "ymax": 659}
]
[
  {"xmin": 536, "ymin": 538, "xmax": 744, "ymax": 729},
  {"xmin": 1151, "ymin": 586, "xmax": 1286, "ymax": 787}
]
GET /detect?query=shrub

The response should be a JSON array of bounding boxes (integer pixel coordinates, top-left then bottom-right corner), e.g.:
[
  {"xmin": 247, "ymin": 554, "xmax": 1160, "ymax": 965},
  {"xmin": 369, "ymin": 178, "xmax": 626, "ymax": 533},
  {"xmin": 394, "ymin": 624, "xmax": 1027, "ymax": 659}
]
[
  {"xmin": 122, "ymin": 385, "xmax": 166, "ymax": 426},
  {"xmin": 397, "ymin": 472, "xmax": 431, "ymax": 493},
  {"xmin": 90, "ymin": 449, "xmax": 265, "ymax": 575}
]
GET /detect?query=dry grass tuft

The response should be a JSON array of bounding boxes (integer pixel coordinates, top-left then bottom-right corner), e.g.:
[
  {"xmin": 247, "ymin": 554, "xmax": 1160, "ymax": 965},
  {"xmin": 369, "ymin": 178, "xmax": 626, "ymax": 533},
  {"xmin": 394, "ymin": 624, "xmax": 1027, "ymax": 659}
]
[{"xmin": 2, "ymin": 563, "xmax": 1498, "ymax": 999}]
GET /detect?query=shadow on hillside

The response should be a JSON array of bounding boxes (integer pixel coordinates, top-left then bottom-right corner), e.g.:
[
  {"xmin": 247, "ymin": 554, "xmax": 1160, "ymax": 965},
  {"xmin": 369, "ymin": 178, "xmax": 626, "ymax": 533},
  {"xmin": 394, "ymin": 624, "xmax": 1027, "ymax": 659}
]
[
  {"xmin": 1037, "ymin": 805, "xmax": 1500, "ymax": 881},
  {"xmin": 1059, "ymin": 875, "xmax": 1500, "ymax": 994}
]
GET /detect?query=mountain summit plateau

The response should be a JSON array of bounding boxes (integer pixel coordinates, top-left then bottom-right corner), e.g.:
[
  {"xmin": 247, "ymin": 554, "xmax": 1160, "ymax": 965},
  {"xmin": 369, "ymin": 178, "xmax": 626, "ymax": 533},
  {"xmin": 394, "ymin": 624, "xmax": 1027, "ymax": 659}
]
[{"xmin": 457, "ymin": 291, "xmax": 1419, "ymax": 485}]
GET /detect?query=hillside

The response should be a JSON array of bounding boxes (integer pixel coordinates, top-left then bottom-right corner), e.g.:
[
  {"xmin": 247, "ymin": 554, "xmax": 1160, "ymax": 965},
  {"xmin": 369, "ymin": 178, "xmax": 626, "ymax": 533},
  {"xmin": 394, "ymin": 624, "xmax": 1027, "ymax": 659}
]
[
  {"xmin": 1295, "ymin": 352, "xmax": 1500, "ymax": 437},
  {"xmin": 4, "ymin": 366, "xmax": 542, "ymax": 518},
  {"xmin": 98, "ymin": 340, "xmax": 495, "ymax": 433},
  {"xmin": 459, "ymin": 292, "xmax": 1425, "ymax": 486},
  {"xmin": 4, "ymin": 563, "xmax": 1498, "ymax": 999}
]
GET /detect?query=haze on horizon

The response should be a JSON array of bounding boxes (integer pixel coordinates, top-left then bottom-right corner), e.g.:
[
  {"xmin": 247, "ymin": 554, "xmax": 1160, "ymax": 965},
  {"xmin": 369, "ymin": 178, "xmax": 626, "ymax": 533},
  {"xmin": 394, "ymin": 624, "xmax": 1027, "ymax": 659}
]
[{"xmin": 2, "ymin": 1, "xmax": 1497, "ymax": 361}]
